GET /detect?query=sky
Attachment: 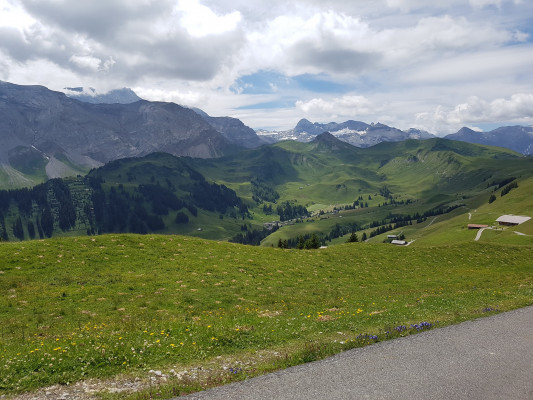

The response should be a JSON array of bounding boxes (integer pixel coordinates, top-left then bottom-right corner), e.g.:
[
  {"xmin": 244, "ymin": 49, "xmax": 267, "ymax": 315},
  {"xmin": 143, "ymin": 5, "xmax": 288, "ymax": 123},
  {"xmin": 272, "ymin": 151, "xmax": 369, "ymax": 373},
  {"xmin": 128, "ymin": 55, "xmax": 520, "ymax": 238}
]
[{"xmin": 1, "ymin": 0, "xmax": 532, "ymax": 134}]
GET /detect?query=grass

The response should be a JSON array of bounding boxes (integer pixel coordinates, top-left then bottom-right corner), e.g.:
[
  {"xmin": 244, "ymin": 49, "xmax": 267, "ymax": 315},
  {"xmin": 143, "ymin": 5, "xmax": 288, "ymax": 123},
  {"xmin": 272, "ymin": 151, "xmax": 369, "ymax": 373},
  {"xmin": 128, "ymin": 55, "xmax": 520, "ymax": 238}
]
[{"xmin": 1, "ymin": 234, "xmax": 531, "ymax": 397}]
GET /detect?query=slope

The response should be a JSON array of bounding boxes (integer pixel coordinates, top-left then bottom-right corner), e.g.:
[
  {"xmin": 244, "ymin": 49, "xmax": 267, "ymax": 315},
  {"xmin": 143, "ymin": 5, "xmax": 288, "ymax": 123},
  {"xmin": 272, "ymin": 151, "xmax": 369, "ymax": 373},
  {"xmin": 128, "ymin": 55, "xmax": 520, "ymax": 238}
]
[
  {"xmin": 0, "ymin": 153, "xmax": 250, "ymax": 242},
  {"xmin": 0, "ymin": 234, "xmax": 531, "ymax": 396}
]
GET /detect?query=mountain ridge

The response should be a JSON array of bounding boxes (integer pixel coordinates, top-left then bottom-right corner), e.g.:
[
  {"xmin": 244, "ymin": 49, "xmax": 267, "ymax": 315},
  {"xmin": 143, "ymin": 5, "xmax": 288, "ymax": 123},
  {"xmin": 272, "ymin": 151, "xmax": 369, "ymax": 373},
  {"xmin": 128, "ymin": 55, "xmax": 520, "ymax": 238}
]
[
  {"xmin": 0, "ymin": 81, "xmax": 241, "ymax": 187},
  {"xmin": 191, "ymin": 108, "xmax": 266, "ymax": 149},
  {"xmin": 63, "ymin": 87, "xmax": 142, "ymax": 104},
  {"xmin": 445, "ymin": 125, "xmax": 533, "ymax": 155},
  {"xmin": 258, "ymin": 118, "xmax": 435, "ymax": 147}
]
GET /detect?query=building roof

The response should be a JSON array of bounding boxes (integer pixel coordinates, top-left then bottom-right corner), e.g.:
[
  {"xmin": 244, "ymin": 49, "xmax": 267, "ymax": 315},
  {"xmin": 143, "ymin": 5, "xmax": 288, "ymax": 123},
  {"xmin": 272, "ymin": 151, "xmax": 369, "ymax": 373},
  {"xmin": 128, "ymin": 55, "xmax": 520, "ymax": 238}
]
[
  {"xmin": 495, "ymin": 215, "xmax": 531, "ymax": 225},
  {"xmin": 391, "ymin": 240, "xmax": 407, "ymax": 245}
]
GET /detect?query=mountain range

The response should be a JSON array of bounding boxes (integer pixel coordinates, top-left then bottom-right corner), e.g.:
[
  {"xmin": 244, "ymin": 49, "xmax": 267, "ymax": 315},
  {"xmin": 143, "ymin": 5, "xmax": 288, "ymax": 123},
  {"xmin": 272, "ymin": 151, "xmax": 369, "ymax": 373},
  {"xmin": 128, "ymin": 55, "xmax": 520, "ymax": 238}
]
[
  {"xmin": 0, "ymin": 81, "xmax": 250, "ymax": 187},
  {"xmin": 0, "ymin": 81, "xmax": 531, "ymax": 189},
  {"xmin": 59, "ymin": 84, "xmax": 533, "ymax": 156},
  {"xmin": 445, "ymin": 126, "xmax": 533, "ymax": 155},
  {"xmin": 257, "ymin": 119, "xmax": 435, "ymax": 147}
]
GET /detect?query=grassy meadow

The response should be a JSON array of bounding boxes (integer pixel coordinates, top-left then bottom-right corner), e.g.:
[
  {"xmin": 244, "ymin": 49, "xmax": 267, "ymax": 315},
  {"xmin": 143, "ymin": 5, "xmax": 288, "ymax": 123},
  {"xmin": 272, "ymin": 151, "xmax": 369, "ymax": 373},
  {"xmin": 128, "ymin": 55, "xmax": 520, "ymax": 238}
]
[{"xmin": 1, "ymin": 234, "xmax": 532, "ymax": 398}]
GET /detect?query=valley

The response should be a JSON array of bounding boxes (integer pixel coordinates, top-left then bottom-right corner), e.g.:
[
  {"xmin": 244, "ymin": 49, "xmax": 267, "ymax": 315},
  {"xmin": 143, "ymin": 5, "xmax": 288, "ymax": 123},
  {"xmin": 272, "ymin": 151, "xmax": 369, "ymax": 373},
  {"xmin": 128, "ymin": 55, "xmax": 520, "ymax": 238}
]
[{"xmin": 1, "ymin": 132, "xmax": 531, "ymax": 249}]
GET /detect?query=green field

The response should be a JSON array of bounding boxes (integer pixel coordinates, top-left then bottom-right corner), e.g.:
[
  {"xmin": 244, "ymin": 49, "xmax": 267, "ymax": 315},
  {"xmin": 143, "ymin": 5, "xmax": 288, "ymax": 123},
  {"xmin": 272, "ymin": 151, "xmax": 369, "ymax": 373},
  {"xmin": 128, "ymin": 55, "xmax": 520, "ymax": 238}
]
[{"xmin": 1, "ymin": 234, "xmax": 531, "ymax": 398}]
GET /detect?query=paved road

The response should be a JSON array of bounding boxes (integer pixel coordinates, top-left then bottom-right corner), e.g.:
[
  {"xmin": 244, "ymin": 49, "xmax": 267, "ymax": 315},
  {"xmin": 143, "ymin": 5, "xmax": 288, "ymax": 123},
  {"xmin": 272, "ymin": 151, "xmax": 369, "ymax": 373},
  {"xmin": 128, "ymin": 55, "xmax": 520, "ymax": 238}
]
[{"xmin": 179, "ymin": 306, "xmax": 533, "ymax": 400}]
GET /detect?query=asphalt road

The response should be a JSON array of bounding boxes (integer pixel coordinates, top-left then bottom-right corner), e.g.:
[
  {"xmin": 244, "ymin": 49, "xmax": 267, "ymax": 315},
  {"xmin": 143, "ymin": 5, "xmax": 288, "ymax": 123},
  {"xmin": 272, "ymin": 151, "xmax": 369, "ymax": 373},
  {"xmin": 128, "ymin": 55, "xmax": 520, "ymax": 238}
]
[{"xmin": 178, "ymin": 306, "xmax": 533, "ymax": 400}]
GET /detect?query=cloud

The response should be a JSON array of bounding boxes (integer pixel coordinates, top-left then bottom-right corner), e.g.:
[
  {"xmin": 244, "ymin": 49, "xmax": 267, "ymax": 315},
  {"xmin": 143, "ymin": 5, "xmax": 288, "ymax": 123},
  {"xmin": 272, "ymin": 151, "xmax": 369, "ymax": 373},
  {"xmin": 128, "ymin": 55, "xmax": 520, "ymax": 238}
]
[
  {"xmin": 240, "ymin": 11, "xmax": 381, "ymax": 78},
  {"xmin": 0, "ymin": 0, "xmax": 532, "ymax": 133},
  {"xmin": 469, "ymin": 0, "xmax": 522, "ymax": 8},
  {"xmin": 134, "ymin": 87, "xmax": 209, "ymax": 107},
  {"xmin": 69, "ymin": 55, "xmax": 103, "ymax": 71},
  {"xmin": 175, "ymin": 0, "xmax": 241, "ymax": 37},
  {"xmin": 385, "ymin": 0, "xmax": 437, "ymax": 11},
  {"xmin": 403, "ymin": 45, "xmax": 533, "ymax": 85},
  {"xmin": 4, "ymin": 0, "xmax": 247, "ymax": 84},
  {"xmin": 289, "ymin": 41, "xmax": 381, "ymax": 75},
  {"xmin": 296, "ymin": 95, "xmax": 372, "ymax": 119},
  {"xmin": 18, "ymin": 0, "xmax": 171, "ymax": 40},
  {"xmin": 0, "ymin": 0, "xmax": 36, "ymax": 30},
  {"xmin": 416, "ymin": 93, "xmax": 533, "ymax": 131}
]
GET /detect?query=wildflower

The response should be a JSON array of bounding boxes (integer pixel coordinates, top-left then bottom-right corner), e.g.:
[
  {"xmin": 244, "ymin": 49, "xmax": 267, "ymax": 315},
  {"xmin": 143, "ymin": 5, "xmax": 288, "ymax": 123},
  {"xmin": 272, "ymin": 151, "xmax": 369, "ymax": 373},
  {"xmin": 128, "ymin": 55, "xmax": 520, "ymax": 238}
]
[{"xmin": 395, "ymin": 325, "xmax": 407, "ymax": 332}]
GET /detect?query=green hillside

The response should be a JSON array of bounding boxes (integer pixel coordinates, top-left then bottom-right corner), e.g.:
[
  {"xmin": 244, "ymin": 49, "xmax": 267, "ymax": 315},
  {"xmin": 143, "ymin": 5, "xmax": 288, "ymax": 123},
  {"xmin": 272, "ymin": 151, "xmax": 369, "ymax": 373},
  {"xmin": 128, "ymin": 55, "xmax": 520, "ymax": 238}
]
[
  {"xmin": 0, "ymin": 153, "xmax": 251, "ymax": 242},
  {"xmin": 0, "ymin": 137, "xmax": 531, "ymax": 249},
  {"xmin": 189, "ymin": 136, "xmax": 531, "ymax": 248},
  {"xmin": 0, "ymin": 235, "xmax": 531, "ymax": 397}
]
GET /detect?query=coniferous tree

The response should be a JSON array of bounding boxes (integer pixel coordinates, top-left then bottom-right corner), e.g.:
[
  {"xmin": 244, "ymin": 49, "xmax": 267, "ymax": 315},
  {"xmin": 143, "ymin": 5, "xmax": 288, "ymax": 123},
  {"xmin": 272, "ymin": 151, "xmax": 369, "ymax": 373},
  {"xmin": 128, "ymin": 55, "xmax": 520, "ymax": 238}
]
[
  {"xmin": 347, "ymin": 232, "xmax": 358, "ymax": 243},
  {"xmin": 27, "ymin": 221, "xmax": 35, "ymax": 239},
  {"xmin": 41, "ymin": 206, "xmax": 54, "ymax": 238},
  {"xmin": 305, "ymin": 233, "xmax": 321, "ymax": 249},
  {"xmin": 35, "ymin": 217, "xmax": 44, "ymax": 239},
  {"xmin": 175, "ymin": 211, "xmax": 189, "ymax": 224},
  {"xmin": 12, "ymin": 217, "xmax": 24, "ymax": 240}
]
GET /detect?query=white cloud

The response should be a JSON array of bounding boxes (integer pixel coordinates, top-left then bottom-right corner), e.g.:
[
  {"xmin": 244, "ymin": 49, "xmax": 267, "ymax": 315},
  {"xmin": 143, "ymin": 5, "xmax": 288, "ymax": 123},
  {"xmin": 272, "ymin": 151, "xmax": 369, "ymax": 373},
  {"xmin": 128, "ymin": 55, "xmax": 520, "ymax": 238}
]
[
  {"xmin": 134, "ymin": 86, "xmax": 209, "ymax": 107},
  {"xmin": 0, "ymin": 0, "xmax": 36, "ymax": 30},
  {"xmin": 69, "ymin": 55, "xmax": 103, "ymax": 71},
  {"xmin": 174, "ymin": 0, "xmax": 241, "ymax": 37},
  {"xmin": 402, "ymin": 45, "xmax": 533, "ymax": 85},
  {"xmin": 296, "ymin": 95, "xmax": 372, "ymax": 119},
  {"xmin": 416, "ymin": 93, "xmax": 533, "ymax": 132},
  {"xmin": 240, "ymin": 11, "xmax": 377, "ymax": 78},
  {"xmin": 386, "ymin": 0, "xmax": 434, "ymax": 11}
]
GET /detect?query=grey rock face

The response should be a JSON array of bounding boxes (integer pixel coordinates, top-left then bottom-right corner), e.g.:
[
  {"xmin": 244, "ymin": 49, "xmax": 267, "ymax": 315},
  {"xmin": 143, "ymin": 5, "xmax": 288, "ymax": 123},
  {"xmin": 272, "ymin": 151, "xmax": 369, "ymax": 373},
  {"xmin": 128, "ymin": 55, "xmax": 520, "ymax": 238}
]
[
  {"xmin": 192, "ymin": 108, "xmax": 266, "ymax": 148},
  {"xmin": 0, "ymin": 81, "xmax": 236, "ymax": 182}
]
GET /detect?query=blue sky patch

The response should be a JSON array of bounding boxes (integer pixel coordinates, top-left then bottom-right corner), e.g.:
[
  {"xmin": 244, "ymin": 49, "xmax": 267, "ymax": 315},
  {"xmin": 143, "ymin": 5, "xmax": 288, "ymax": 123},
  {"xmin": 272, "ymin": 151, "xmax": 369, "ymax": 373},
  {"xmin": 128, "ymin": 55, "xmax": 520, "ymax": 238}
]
[
  {"xmin": 236, "ymin": 100, "xmax": 296, "ymax": 110},
  {"xmin": 231, "ymin": 70, "xmax": 359, "ymax": 96}
]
